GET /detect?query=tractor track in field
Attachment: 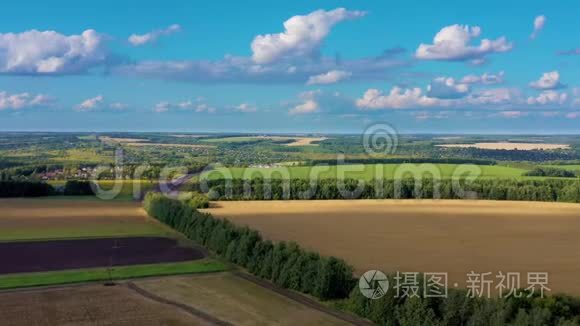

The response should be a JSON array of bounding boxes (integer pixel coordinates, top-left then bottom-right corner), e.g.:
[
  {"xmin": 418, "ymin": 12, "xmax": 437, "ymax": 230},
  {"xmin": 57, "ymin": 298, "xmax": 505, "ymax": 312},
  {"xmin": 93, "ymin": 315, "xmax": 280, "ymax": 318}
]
[
  {"xmin": 126, "ymin": 281, "xmax": 233, "ymax": 326},
  {"xmin": 233, "ymin": 271, "xmax": 374, "ymax": 326}
]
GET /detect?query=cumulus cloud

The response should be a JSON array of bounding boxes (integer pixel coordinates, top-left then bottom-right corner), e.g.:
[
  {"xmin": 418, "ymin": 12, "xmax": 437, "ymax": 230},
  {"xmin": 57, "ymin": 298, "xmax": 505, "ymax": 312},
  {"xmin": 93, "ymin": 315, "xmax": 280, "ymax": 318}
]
[
  {"xmin": 234, "ymin": 103, "xmax": 257, "ymax": 113},
  {"xmin": 0, "ymin": 91, "xmax": 53, "ymax": 110},
  {"xmin": 529, "ymin": 71, "xmax": 565, "ymax": 90},
  {"xmin": 415, "ymin": 25, "xmax": 512, "ymax": 63},
  {"xmin": 426, "ymin": 77, "xmax": 470, "ymax": 99},
  {"xmin": 356, "ymin": 87, "xmax": 442, "ymax": 109},
  {"xmin": 460, "ymin": 71, "xmax": 504, "ymax": 85},
  {"xmin": 306, "ymin": 70, "xmax": 351, "ymax": 85},
  {"xmin": 289, "ymin": 100, "xmax": 318, "ymax": 115},
  {"xmin": 128, "ymin": 24, "xmax": 181, "ymax": 46},
  {"xmin": 154, "ymin": 98, "xmax": 216, "ymax": 113},
  {"xmin": 0, "ymin": 29, "xmax": 108, "ymax": 74},
  {"xmin": 75, "ymin": 96, "xmax": 130, "ymax": 112},
  {"xmin": 251, "ymin": 8, "xmax": 365, "ymax": 64},
  {"xmin": 530, "ymin": 15, "xmax": 546, "ymax": 40},
  {"xmin": 76, "ymin": 95, "xmax": 104, "ymax": 111},
  {"xmin": 527, "ymin": 90, "xmax": 568, "ymax": 105},
  {"xmin": 289, "ymin": 90, "xmax": 322, "ymax": 115},
  {"xmin": 465, "ymin": 88, "xmax": 520, "ymax": 106},
  {"xmin": 356, "ymin": 85, "xmax": 521, "ymax": 110}
]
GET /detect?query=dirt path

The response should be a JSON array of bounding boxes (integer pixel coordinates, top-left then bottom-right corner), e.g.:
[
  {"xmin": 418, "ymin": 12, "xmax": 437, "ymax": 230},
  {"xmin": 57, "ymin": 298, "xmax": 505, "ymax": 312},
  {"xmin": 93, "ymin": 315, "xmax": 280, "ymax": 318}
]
[{"xmin": 127, "ymin": 281, "xmax": 233, "ymax": 326}]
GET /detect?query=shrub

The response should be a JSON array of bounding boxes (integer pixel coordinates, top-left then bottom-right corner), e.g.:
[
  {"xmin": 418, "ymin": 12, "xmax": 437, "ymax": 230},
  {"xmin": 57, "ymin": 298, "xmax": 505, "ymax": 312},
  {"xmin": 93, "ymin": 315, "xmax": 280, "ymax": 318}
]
[
  {"xmin": 0, "ymin": 181, "xmax": 54, "ymax": 197},
  {"xmin": 63, "ymin": 180, "xmax": 95, "ymax": 196}
]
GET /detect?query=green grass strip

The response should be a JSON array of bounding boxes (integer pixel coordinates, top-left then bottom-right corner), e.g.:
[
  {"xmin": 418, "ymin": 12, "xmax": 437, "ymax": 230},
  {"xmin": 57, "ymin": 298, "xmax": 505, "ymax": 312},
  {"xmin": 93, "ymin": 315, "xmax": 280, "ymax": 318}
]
[{"xmin": 0, "ymin": 259, "xmax": 228, "ymax": 290}]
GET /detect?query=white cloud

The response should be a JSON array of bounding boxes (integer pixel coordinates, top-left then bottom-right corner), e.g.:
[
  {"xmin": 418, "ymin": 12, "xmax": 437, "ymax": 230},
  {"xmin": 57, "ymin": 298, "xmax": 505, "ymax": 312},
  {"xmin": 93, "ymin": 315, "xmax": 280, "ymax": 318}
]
[
  {"xmin": 76, "ymin": 95, "xmax": 104, "ymax": 111},
  {"xmin": 529, "ymin": 71, "xmax": 565, "ymax": 90},
  {"xmin": 234, "ymin": 103, "xmax": 257, "ymax": 113},
  {"xmin": 251, "ymin": 8, "xmax": 365, "ymax": 64},
  {"xmin": 115, "ymin": 50, "xmax": 408, "ymax": 84},
  {"xmin": 109, "ymin": 102, "xmax": 128, "ymax": 110},
  {"xmin": 306, "ymin": 70, "xmax": 351, "ymax": 85},
  {"xmin": 466, "ymin": 88, "xmax": 520, "ymax": 106},
  {"xmin": 497, "ymin": 111, "xmax": 527, "ymax": 118},
  {"xmin": 530, "ymin": 15, "xmax": 546, "ymax": 40},
  {"xmin": 527, "ymin": 90, "xmax": 568, "ymax": 105},
  {"xmin": 460, "ymin": 71, "xmax": 504, "ymax": 85},
  {"xmin": 153, "ymin": 101, "xmax": 170, "ymax": 113},
  {"xmin": 289, "ymin": 100, "xmax": 318, "ymax": 115},
  {"xmin": 154, "ymin": 99, "xmax": 216, "ymax": 113},
  {"xmin": 427, "ymin": 77, "xmax": 470, "ymax": 99},
  {"xmin": 289, "ymin": 90, "xmax": 321, "ymax": 115},
  {"xmin": 356, "ymin": 86, "xmax": 521, "ymax": 110},
  {"xmin": 565, "ymin": 112, "xmax": 580, "ymax": 119},
  {"xmin": 356, "ymin": 87, "xmax": 442, "ymax": 109},
  {"xmin": 414, "ymin": 110, "xmax": 451, "ymax": 120},
  {"xmin": 415, "ymin": 25, "xmax": 512, "ymax": 62},
  {"xmin": 0, "ymin": 29, "xmax": 107, "ymax": 74},
  {"xmin": 0, "ymin": 91, "xmax": 53, "ymax": 110},
  {"xmin": 192, "ymin": 103, "xmax": 216, "ymax": 113},
  {"xmin": 128, "ymin": 24, "xmax": 181, "ymax": 46}
]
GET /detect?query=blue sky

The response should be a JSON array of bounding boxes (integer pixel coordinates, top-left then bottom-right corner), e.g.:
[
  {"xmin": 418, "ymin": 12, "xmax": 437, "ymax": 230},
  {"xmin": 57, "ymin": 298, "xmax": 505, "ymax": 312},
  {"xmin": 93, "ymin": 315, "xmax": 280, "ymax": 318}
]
[{"xmin": 0, "ymin": 0, "xmax": 579, "ymax": 133}]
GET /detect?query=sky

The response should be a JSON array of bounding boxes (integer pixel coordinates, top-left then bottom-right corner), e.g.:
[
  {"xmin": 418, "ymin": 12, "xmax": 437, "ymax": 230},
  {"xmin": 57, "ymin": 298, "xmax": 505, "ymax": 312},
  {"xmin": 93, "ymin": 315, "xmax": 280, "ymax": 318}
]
[{"xmin": 0, "ymin": 0, "xmax": 580, "ymax": 134}]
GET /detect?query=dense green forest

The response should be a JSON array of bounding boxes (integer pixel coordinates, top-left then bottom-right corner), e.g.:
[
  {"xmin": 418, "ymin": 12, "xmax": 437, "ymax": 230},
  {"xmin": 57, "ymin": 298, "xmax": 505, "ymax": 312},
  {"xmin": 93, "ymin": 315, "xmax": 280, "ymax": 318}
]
[{"xmin": 199, "ymin": 178, "xmax": 580, "ymax": 203}]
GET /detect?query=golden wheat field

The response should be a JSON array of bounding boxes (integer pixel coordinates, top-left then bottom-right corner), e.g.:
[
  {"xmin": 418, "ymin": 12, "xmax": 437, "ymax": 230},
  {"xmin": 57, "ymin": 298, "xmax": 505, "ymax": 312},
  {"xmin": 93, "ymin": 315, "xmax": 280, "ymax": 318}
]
[{"xmin": 206, "ymin": 200, "xmax": 580, "ymax": 295}]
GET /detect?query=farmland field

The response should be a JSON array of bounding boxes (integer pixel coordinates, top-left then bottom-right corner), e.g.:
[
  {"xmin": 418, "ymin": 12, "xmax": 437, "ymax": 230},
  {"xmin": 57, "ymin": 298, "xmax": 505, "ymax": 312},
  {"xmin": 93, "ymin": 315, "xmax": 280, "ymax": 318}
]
[
  {"xmin": 0, "ymin": 284, "xmax": 210, "ymax": 325},
  {"xmin": 0, "ymin": 237, "xmax": 205, "ymax": 274},
  {"xmin": 200, "ymin": 135, "xmax": 327, "ymax": 146},
  {"xmin": 134, "ymin": 273, "xmax": 349, "ymax": 325},
  {"xmin": 0, "ymin": 199, "xmax": 176, "ymax": 241},
  {"xmin": 202, "ymin": 163, "xmax": 528, "ymax": 180},
  {"xmin": 206, "ymin": 200, "xmax": 580, "ymax": 295},
  {"xmin": 0, "ymin": 260, "xmax": 227, "ymax": 290}
]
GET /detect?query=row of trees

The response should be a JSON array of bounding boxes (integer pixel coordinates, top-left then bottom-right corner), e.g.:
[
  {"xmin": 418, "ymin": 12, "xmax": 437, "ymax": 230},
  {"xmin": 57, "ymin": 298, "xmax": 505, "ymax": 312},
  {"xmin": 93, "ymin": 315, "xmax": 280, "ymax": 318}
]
[
  {"xmin": 0, "ymin": 180, "xmax": 95, "ymax": 197},
  {"xmin": 440, "ymin": 147, "xmax": 579, "ymax": 162},
  {"xmin": 0, "ymin": 181, "xmax": 54, "ymax": 197},
  {"xmin": 524, "ymin": 167, "xmax": 577, "ymax": 178},
  {"xmin": 198, "ymin": 178, "xmax": 580, "ymax": 203},
  {"xmin": 340, "ymin": 283, "xmax": 580, "ymax": 325},
  {"xmin": 144, "ymin": 192, "xmax": 354, "ymax": 300},
  {"xmin": 144, "ymin": 192, "xmax": 580, "ymax": 325},
  {"xmin": 305, "ymin": 157, "xmax": 496, "ymax": 166}
]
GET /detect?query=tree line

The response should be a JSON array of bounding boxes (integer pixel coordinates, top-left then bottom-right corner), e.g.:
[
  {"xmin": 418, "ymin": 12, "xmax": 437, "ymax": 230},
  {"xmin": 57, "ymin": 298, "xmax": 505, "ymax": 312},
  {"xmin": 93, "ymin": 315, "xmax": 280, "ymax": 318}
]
[
  {"xmin": 524, "ymin": 167, "xmax": 577, "ymax": 178},
  {"xmin": 198, "ymin": 178, "xmax": 580, "ymax": 203},
  {"xmin": 0, "ymin": 180, "xmax": 96, "ymax": 197},
  {"xmin": 440, "ymin": 147, "xmax": 579, "ymax": 162},
  {"xmin": 143, "ymin": 192, "xmax": 580, "ymax": 325},
  {"xmin": 0, "ymin": 181, "xmax": 54, "ymax": 197},
  {"xmin": 144, "ymin": 192, "xmax": 354, "ymax": 300},
  {"xmin": 304, "ymin": 157, "xmax": 496, "ymax": 166}
]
